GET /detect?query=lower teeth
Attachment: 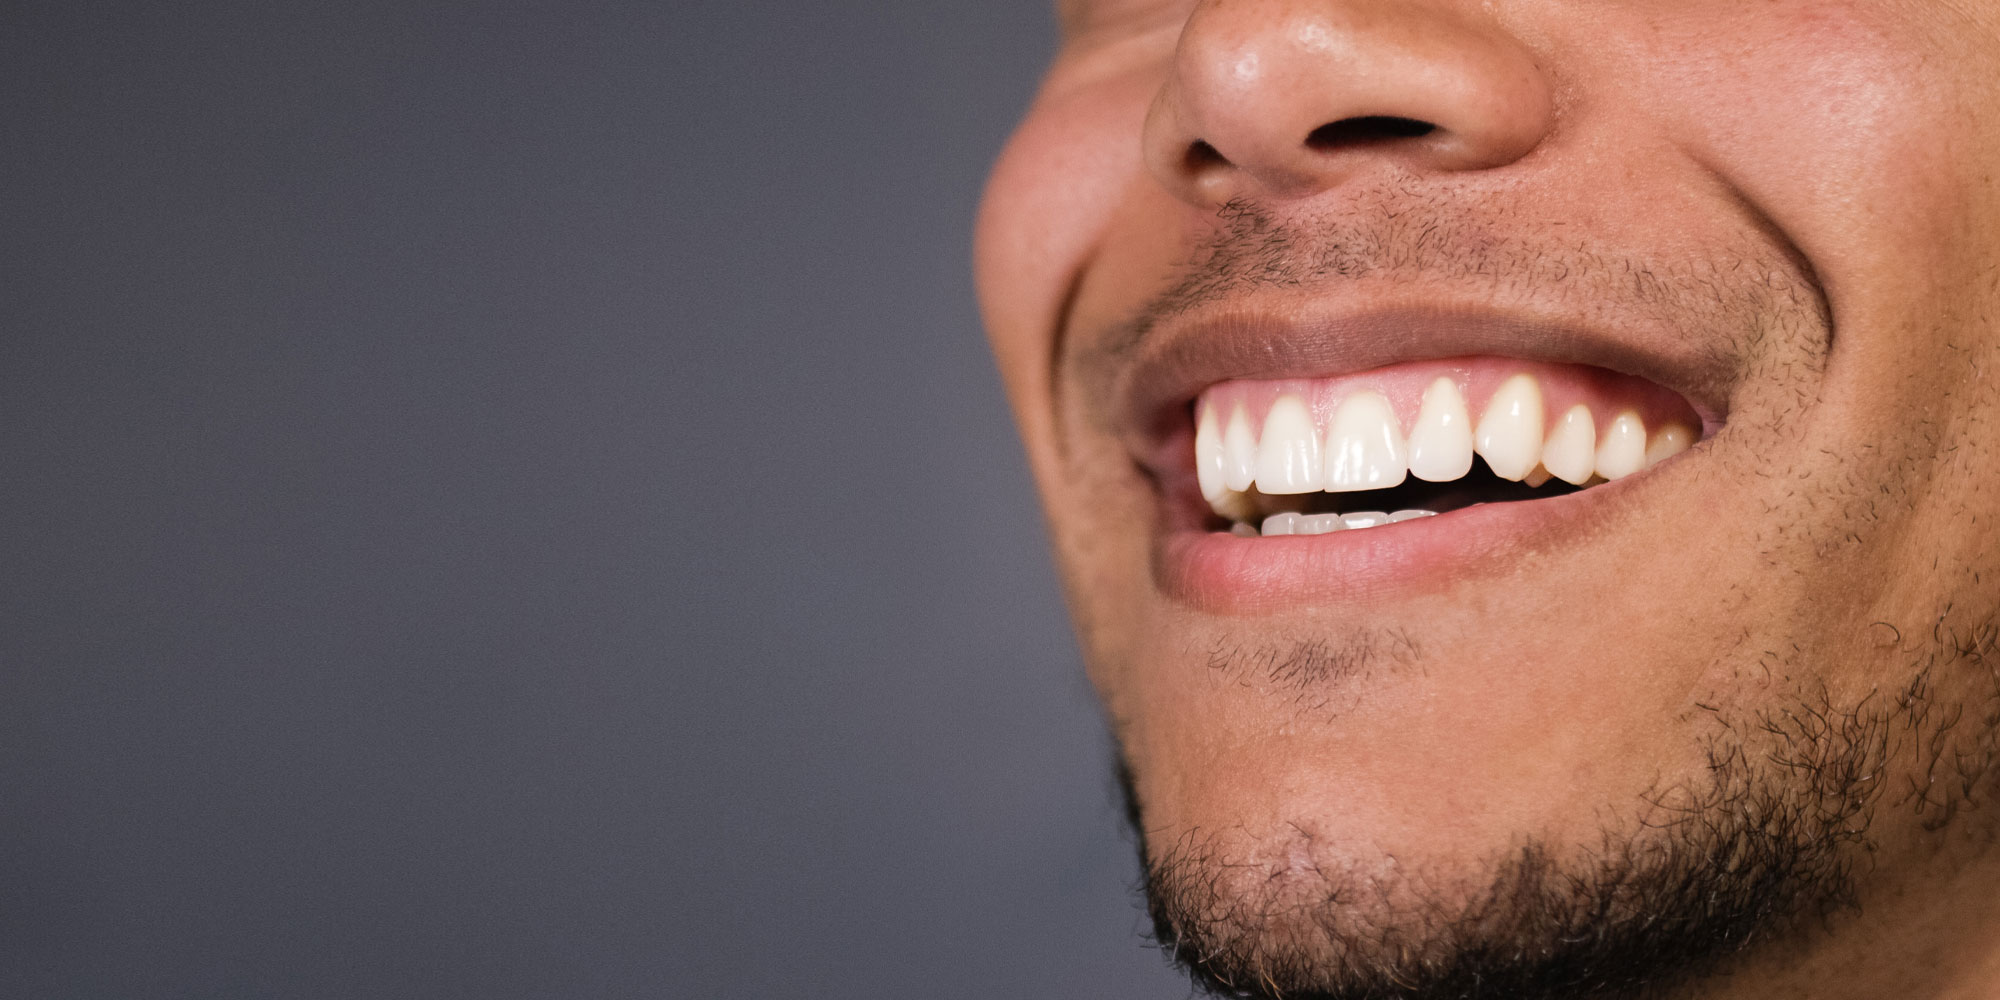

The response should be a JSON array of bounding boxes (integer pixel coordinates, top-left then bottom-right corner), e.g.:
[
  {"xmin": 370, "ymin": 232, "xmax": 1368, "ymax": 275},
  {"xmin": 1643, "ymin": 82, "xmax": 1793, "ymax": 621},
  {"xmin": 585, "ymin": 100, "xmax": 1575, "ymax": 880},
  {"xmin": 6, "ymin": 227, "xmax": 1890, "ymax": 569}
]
[{"xmin": 1253, "ymin": 509, "xmax": 1438, "ymax": 536}]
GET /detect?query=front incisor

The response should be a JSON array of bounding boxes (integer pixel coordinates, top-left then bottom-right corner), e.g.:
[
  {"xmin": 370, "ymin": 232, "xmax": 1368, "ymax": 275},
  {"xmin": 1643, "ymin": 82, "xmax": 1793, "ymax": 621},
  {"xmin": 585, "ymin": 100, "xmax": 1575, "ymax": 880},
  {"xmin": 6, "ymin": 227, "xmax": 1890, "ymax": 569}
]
[
  {"xmin": 1255, "ymin": 394, "xmax": 1322, "ymax": 494},
  {"xmin": 1325, "ymin": 390, "xmax": 1409, "ymax": 491},
  {"xmin": 1407, "ymin": 377, "xmax": 1474, "ymax": 482}
]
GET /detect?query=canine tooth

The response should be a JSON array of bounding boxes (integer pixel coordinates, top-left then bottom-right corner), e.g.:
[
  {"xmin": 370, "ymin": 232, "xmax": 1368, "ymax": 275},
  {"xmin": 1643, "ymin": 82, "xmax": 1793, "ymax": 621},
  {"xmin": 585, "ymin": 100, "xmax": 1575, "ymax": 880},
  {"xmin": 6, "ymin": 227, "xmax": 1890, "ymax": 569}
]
[
  {"xmin": 1261, "ymin": 512, "xmax": 1301, "ymax": 536},
  {"xmin": 1388, "ymin": 509, "xmax": 1436, "ymax": 522},
  {"xmin": 1407, "ymin": 377, "xmax": 1474, "ymax": 482},
  {"xmin": 1195, "ymin": 403, "xmax": 1226, "ymax": 502},
  {"xmin": 1645, "ymin": 422, "xmax": 1695, "ymax": 468},
  {"xmin": 1340, "ymin": 511, "xmax": 1389, "ymax": 530},
  {"xmin": 1324, "ymin": 390, "xmax": 1407, "ymax": 491},
  {"xmin": 1296, "ymin": 513, "xmax": 1345, "ymax": 535},
  {"xmin": 1256, "ymin": 395, "xmax": 1323, "ymax": 494},
  {"xmin": 1222, "ymin": 403, "xmax": 1257, "ymax": 492},
  {"xmin": 1542, "ymin": 404, "xmax": 1597, "ymax": 486},
  {"xmin": 1475, "ymin": 374, "xmax": 1545, "ymax": 481},
  {"xmin": 1595, "ymin": 410, "xmax": 1646, "ymax": 480}
]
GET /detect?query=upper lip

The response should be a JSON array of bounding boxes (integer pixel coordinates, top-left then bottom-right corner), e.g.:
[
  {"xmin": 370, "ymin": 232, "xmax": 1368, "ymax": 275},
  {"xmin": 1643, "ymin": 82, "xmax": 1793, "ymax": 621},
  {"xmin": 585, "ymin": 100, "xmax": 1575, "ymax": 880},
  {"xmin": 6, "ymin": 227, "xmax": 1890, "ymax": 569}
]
[{"xmin": 1104, "ymin": 297, "xmax": 1740, "ymax": 476}]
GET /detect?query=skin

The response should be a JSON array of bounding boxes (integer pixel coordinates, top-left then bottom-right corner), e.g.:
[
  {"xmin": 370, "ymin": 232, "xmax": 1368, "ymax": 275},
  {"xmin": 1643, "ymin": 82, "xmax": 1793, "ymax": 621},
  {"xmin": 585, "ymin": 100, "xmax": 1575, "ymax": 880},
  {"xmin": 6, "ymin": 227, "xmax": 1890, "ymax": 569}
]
[{"xmin": 975, "ymin": 0, "xmax": 2000, "ymax": 996}]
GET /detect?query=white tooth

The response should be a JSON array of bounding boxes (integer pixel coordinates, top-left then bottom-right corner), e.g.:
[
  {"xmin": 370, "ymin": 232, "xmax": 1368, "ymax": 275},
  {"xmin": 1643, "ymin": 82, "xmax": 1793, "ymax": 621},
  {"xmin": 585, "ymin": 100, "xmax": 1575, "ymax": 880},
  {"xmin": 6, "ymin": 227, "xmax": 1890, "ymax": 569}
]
[
  {"xmin": 1595, "ymin": 410, "xmax": 1647, "ymax": 480},
  {"xmin": 1407, "ymin": 377, "xmax": 1474, "ymax": 482},
  {"xmin": 1256, "ymin": 395, "xmax": 1323, "ymax": 494},
  {"xmin": 1645, "ymin": 422, "xmax": 1695, "ymax": 468},
  {"xmin": 1222, "ymin": 403, "xmax": 1257, "ymax": 492},
  {"xmin": 1475, "ymin": 374, "xmax": 1545, "ymax": 481},
  {"xmin": 1388, "ymin": 509, "xmax": 1436, "ymax": 522},
  {"xmin": 1261, "ymin": 512, "xmax": 1301, "ymax": 536},
  {"xmin": 1542, "ymin": 404, "xmax": 1597, "ymax": 486},
  {"xmin": 1296, "ymin": 513, "xmax": 1345, "ymax": 535},
  {"xmin": 1196, "ymin": 402, "xmax": 1227, "ymax": 502},
  {"xmin": 1230, "ymin": 521, "xmax": 1259, "ymax": 538},
  {"xmin": 1340, "ymin": 510, "xmax": 1389, "ymax": 530},
  {"xmin": 1324, "ymin": 390, "xmax": 1408, "ymax": 491}
]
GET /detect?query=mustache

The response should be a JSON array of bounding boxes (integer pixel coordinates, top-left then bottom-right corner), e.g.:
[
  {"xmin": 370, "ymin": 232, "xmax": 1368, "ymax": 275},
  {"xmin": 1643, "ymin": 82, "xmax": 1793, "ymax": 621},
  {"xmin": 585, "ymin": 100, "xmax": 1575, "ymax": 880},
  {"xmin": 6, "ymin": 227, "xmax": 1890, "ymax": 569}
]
[{"xmin": 1085, "ymin": 190, "xmax": 1829, "ymax": 375}]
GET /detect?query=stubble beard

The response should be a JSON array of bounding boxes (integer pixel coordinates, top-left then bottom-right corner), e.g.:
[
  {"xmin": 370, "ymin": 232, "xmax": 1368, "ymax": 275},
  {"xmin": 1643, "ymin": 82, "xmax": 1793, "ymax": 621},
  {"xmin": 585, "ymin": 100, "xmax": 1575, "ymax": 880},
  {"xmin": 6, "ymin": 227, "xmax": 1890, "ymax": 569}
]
[{"xmin": 1121, "ymin": 622, "xmax": 2000, "ymax": 1000}]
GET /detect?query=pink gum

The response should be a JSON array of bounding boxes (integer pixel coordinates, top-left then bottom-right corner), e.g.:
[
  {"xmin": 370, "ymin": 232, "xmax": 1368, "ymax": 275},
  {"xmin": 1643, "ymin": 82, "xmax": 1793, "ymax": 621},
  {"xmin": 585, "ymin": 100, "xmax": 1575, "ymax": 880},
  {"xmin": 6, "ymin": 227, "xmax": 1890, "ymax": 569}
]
[{"xmin": 1196, "ymin": 357, "xmax": 1701, "ymax": 438}]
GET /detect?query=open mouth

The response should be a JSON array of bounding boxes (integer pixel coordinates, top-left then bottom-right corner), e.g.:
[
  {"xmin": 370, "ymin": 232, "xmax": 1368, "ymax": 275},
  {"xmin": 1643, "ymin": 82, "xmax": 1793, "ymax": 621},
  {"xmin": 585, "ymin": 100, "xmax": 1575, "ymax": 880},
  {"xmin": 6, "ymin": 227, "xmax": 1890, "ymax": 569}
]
[{"xmin": 1189, "ymin": 357, "xmax": 1703, "ymax": 536}]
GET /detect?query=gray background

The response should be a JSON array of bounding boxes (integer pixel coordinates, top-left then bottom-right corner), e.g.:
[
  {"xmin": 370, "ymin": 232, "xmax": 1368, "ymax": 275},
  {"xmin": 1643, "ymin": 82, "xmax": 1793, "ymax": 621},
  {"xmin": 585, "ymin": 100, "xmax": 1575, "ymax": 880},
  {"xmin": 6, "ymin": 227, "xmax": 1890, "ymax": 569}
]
[{"xmin": 2, "ymin": 3, "xmax": 1192, "ymax": 996}]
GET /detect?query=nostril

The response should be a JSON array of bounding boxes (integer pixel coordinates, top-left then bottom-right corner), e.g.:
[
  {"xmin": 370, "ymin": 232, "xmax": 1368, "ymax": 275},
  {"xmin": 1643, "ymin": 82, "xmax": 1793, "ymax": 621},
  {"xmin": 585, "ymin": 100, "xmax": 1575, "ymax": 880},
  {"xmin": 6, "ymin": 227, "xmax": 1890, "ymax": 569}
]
[
  {"xmin": 1183, "ymin": 139, "xmax": 1230, "ymax": 173},
  {"xmin": 1305, "ymin": 115, "xmax": 1436, "ymax": 151}
]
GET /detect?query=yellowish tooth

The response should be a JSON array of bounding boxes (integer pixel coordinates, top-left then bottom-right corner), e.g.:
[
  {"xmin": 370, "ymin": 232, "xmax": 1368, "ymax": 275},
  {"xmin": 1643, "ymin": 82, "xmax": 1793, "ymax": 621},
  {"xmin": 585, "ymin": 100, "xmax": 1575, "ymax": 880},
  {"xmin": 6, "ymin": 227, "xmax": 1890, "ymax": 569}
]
[
  {"xmin": 1222, "ymin": 403, "xmax": 1257, "ymax": 492},
  {"xmin": 1542, "ymin": 404, "xmax": 1597, "ymax": 486},
  {"xmin": 1195, "ymin": 402, "xmax": 1226, "ymax": 502},
  {"xmin": 1255, "ymin": 394, "xmax": 1322, "ymax": 494},
  {"xmin": 1213, "ymin": 490, "xmax": 1257, "ymax": 524},
  {"xmin": 1324, "ymin": 390, "xmax": 1408, "ymax": 491},
  {"xmin": 1407, "ymin": 377, "xmax": 1473, "ymax": 482},
  {"xmin": 1523, "ymin": 463, "xmax": 1552, "ymax": 487},
  {"xmin": 1595, "ymin": 410, "xmax": 1646, "ymax": 480},
  {"xmin": 1475, "ymin": 374, "xmax": 1544, "ymax": 481},
  {"xmin": 1645, "ymin": 422, "xmax": 1695, "ymax": 468}
]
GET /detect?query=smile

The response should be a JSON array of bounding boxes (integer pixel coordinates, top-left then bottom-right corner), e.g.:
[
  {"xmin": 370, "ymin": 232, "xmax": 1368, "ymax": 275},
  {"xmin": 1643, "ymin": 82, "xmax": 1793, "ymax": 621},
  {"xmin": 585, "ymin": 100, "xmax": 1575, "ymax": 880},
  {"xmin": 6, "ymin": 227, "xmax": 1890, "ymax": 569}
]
[
  {"xmin": 1105, "ymin": 306, "xmax": 1733, "ymax": 607},
  {"xmin": 1193, "ymin": 358, "xmax": 1702, "ymax": 535}
]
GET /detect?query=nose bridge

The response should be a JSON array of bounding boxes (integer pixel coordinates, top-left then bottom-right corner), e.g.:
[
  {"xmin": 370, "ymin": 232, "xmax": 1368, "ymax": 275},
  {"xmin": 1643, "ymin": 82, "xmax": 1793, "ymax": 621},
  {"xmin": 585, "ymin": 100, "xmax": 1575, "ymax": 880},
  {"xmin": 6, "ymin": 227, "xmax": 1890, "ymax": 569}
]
[{"xmin": 1144, "ymin": 0, "xmax": 1555, "ymax": 205}]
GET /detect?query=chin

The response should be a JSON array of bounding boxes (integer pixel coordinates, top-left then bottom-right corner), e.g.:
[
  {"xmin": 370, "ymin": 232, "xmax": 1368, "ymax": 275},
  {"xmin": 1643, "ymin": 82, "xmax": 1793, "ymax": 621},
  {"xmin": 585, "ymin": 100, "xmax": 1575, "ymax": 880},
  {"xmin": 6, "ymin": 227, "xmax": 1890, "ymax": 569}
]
[{"xmin": 1112, "ymin": 667, "xmax": 1900, "ymax": 1000}]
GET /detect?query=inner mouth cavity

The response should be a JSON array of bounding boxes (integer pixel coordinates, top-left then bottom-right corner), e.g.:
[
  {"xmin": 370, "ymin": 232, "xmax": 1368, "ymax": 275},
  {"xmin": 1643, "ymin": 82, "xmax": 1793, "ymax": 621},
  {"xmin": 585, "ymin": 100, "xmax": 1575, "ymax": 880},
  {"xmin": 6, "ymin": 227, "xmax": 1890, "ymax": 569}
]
[{"xmin": 1195, "ymin": 359, "xmax": 1702, "ymax": 536}]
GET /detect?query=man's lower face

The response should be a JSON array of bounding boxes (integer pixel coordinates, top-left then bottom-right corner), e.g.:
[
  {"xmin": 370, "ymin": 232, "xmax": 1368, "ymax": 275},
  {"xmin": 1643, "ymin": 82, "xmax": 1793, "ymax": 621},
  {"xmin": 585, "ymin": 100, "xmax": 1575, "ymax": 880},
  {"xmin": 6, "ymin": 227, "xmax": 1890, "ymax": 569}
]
[
  {"xmin": 976, "ymin": 2, "xmax": 2000, "ymax": 997},
  {"xmin": 1050, "ymin": 200, "xmax": 2000, "ymax": 999}
]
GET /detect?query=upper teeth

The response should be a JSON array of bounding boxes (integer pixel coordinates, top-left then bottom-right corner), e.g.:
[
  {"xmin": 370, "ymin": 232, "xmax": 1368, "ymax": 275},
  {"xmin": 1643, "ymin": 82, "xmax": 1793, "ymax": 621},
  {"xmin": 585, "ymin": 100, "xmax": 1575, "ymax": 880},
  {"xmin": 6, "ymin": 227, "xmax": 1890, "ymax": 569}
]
[
  {"xmin": 1254, "ymin": 394, "xmax": 1322, "ymax": 493},
  {"xmin": 1471, "ymin": 374, "xmax": 1544, "ymax": 481},
  {"xmin": 1407, "ymin": 376, "xmax": 1474, "ymax": 482},
  {"xmin": 1194, "ymin": 371, "xmax": 1697, "ymax": 521},
  {"xmin": 1542, "ymin": 403, "xmax": 1598, "ymax": 486},
  {"xmin": 1325, "ymin": 390, "xmax": 1407, "ymax": 491}
]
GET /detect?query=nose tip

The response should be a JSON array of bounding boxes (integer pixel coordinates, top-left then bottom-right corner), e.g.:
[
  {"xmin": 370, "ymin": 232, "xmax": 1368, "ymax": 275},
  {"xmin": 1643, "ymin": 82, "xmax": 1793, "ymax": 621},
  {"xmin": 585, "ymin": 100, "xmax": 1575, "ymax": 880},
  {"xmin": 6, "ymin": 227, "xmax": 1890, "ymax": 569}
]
[{"xmin": 1143, "ymin": 1, "xmax": 1556, "ymax": 206}]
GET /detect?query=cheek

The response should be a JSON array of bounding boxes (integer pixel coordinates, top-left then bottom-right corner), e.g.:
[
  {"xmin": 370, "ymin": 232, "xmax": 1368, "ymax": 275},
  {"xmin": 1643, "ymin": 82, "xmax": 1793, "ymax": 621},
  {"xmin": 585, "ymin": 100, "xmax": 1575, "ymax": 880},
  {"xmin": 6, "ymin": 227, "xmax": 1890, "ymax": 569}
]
[
  {"xmin": 1653, "ymin": 4, "xmax": 1998, "ymax": 318},
  {"xmin": 975, "ymin": 73, "xmax": 1156, "ymax": 420},
  {"xmin": 1640, "ymin": 5, "xmax": 2000, "ymax": 644},
  {"xmin": 1621, "ymin": 3, "xmax": 2000, "ymax": 484}
]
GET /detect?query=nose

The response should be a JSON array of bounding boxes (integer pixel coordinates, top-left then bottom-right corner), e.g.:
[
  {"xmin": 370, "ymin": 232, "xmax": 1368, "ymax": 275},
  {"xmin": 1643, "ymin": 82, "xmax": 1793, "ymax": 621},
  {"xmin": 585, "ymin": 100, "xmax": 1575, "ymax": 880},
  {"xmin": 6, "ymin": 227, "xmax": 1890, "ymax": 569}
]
[{"xmin": 1143, "ymin": 0, "xmax": 1555, "ymax": 205}]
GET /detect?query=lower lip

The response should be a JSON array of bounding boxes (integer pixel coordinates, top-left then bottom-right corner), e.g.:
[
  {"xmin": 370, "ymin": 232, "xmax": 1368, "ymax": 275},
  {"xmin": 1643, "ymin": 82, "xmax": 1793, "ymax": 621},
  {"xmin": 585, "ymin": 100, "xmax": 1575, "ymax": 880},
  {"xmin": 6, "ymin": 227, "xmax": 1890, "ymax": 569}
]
[{"xmin": 1154, "ymin": 485, "xmax": 1621, "ymax": 613}]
